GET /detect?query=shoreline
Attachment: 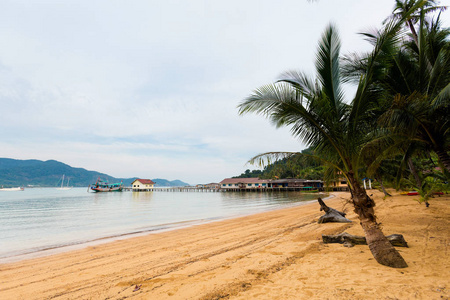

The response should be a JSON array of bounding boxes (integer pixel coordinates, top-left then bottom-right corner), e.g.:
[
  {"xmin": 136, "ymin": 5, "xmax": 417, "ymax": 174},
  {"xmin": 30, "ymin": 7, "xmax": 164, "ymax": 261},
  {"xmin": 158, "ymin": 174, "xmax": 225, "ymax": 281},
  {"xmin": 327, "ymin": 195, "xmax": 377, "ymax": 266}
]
[
  {"xmin": 0, "ymin": 194, "xmax": 326, "ymax": 264},
  {"xmin": 1, "ymin": 190, "xmax": 448, "ymax": 299}
]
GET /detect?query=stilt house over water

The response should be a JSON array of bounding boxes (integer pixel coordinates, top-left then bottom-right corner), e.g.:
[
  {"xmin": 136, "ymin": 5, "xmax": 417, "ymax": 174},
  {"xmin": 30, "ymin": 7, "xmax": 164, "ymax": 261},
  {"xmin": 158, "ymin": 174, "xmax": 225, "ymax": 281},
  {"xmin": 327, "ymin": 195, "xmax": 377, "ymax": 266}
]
[
  {"xmin": 219, "ymin": 178, "xmax": 324, "ymax": 190},
  {"xmin": 131, "ymin": 179, "xmax": 155, "ymax": 191}
]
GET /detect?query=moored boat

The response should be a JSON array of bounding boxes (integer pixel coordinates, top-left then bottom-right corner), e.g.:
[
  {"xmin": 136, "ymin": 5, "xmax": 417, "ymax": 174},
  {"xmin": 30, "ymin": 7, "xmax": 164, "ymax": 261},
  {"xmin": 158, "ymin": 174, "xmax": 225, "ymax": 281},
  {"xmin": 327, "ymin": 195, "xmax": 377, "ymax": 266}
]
[
  {"xmin": 89, "ymin": 178, "xmax": 123, "ymax": 192},
  {"xmin": 56, "ymin": 175, "xmax": 73, "ymax": 190},
  {"xmin": 0, "ymin": 187, "xmax": 24, "ymax": 191},
  {"xmin": 302, "ymin": 186, "xmax": 319, "ymax": 192}
]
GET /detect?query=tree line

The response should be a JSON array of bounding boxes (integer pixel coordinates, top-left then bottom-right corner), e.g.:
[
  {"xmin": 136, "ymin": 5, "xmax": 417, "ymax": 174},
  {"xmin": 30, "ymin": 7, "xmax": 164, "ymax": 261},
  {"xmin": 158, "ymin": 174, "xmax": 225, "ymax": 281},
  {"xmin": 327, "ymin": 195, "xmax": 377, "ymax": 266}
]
[{"xmin": 234, "ymin": 147, "xmax": 324, "ymax": 180}]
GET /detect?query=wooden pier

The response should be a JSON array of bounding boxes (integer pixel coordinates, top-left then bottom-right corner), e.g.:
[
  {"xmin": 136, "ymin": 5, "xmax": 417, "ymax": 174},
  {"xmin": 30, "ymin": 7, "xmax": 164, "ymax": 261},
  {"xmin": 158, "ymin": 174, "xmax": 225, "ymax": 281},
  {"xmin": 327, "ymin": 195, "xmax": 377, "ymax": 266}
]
[
  {"xmin": 123, "ymin": 186, "xmax": 347, "ymax": 192},
  {"xmin": 123, "ymin": 187, "xmax": 221, "ymax": 192}
]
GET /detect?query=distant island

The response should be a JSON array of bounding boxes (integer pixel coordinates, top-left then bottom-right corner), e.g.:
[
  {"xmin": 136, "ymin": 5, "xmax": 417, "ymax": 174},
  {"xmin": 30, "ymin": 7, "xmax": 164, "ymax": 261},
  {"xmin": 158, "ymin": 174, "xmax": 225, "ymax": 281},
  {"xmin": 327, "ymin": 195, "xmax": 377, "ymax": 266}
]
[{"xmin": 0, "ymin": 158, "xmax": 190, "ymax": 187}]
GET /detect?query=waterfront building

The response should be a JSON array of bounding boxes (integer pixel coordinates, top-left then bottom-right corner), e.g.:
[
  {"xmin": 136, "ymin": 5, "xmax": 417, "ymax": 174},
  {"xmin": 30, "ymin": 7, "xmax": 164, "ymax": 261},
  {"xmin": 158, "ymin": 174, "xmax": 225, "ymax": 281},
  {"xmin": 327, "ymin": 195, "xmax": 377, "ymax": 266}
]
[
  {"xmin": 131, "ymin": 179, "xmax": 155, "ymax": 191},
  {"xmin": 219, "ymin": 178, "xmax": 325, "ymax": 191},
  {"xmin": 219, "ymin": 178, "xmax": 270, "ymax": 189}
]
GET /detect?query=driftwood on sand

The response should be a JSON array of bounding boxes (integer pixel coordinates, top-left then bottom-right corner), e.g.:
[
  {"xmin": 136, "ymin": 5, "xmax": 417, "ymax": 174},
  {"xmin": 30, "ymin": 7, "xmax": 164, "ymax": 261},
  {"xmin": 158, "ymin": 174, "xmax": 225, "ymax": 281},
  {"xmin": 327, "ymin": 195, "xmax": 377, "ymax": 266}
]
[
  {"xmin": 322, "ymin": 232, "xmax": 408, "ymax": 247},
  {"xmin": 317, "ymin": 198, "xmax": 408, "ymax": 248},
  {"xmin": 317, "ymin": 197, "xmax": 352, "ymax": 223}
]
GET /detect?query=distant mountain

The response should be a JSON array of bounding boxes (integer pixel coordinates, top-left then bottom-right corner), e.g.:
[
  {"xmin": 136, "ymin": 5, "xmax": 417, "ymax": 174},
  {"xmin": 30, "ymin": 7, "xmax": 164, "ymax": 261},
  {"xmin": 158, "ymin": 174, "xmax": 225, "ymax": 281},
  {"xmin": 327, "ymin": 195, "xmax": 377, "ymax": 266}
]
[
  {"xmin": 152, "ymin": 178, "xmax": 190, "ymax": 187},
  {"xmin": 0, "ymin": 158, "xmax": 190, "ymax": 187}
]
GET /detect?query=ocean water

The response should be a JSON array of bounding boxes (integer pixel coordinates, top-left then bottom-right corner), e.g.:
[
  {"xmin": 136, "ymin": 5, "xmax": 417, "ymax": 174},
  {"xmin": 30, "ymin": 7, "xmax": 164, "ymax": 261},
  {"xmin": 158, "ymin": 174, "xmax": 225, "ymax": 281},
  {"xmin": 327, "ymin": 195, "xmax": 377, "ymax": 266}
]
[{"xmin": 0, "ymin": 188, "xmax": 320, "ymax": 263}]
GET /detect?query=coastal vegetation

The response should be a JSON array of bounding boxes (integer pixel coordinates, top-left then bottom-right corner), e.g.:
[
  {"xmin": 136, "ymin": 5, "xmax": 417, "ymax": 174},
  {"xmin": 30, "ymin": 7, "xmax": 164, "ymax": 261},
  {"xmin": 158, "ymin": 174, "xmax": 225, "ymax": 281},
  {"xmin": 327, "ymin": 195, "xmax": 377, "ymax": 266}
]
[
  {"xmin": 238, "ymin": 0, "xmax": 449, "ymax": 268},
  {"xmin": 234, "ymin": 148, "xmax": 324, "ymax": 180}
]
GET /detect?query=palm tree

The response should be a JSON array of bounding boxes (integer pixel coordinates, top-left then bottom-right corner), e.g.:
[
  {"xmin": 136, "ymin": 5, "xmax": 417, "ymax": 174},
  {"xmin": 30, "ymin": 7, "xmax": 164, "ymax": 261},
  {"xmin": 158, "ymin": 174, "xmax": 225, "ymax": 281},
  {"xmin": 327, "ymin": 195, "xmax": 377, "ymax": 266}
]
[
  {"xmin": 344, "ymin": 5, "xmax": 450, "ymax": 181},
  {"xmin": 238, "ymin": 23, "xmax": 408, "ymax": 268},
  {"xmin": 384, "ymin": 0, "xmax": 447, "ymax": 46},
  {"xmin": 378, "ymin": 9, "xmax": 450, "ymax": 175}
]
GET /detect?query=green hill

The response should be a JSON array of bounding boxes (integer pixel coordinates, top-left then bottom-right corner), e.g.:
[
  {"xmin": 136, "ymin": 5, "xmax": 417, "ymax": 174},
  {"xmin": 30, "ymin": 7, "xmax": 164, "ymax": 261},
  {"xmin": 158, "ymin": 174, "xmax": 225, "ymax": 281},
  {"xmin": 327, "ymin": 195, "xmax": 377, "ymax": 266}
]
[
  {"xmin": 151, "ymin": 178, "xmax": 189, "ymax": 187},
  {"xmin": 0, "ymin": 158, "xmax": 190, "ymax": 187}
]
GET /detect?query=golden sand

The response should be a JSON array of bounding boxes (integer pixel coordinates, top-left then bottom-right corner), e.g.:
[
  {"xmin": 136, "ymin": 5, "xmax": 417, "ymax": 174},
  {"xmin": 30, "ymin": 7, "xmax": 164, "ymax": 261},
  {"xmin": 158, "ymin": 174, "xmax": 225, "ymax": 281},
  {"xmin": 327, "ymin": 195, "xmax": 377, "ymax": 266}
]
[{"xmin": 0, "ymin": 190, "xmax": 448, "ymax": 299}]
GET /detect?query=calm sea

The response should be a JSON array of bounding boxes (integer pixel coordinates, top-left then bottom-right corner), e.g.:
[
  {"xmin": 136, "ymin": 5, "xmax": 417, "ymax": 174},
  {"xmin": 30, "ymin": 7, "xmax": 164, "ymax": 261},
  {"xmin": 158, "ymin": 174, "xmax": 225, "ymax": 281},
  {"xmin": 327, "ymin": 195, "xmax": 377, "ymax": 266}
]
[{"xmin": 0, "ymin": 188, "xmax": 320, "ymax": 263}]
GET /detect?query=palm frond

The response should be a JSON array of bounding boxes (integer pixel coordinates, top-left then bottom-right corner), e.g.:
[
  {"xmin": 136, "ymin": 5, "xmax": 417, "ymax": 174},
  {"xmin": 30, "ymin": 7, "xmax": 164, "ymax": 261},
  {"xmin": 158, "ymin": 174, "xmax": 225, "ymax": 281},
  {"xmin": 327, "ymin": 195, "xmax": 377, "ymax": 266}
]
[
  {"xmin": 431, "ymin": 81, "xmax": 450, "ymax": 107},
  {"xmin": 277, "ymin": 70, "xmax": 318, "ymax": 96},
  {"xmin": 246, "ymin": 152, "xmax": 299, "ymax": 168},
  {"xmin": 315, "ymin": 24, "xmax": 345, "ymax": 115},
  {"xmin": 238, "ymin": 83, "xmax": 297, "ymax": 118},
  {"xmin": 238, "ymin": 77, "xmax": 352, "ymax": 168},
  {"xmin": 341, "ymin": 52, "xmax": 369, "ymax": 83},
  {"xmin": 427, "ymin": 49, "xmax": 450, "ymax": 96},
  {"xmin": 417, "ymin": 7, "xmax": 433, "ymax": 90},
  {"xmin": 246, "ymin": 151, "xmax": 345, "ymax": 176},
  {"xmin": 350, "ymin": 18, "xmax": 404, "ymax": 131}
]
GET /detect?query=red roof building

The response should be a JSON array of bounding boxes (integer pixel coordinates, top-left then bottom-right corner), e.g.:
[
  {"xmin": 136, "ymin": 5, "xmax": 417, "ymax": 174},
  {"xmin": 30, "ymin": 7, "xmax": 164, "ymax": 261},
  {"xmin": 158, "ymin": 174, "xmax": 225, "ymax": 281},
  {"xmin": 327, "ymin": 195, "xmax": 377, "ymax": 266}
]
[{"xmin": 131, "ymin": 179, "xmax": 155, "ymax": 191}]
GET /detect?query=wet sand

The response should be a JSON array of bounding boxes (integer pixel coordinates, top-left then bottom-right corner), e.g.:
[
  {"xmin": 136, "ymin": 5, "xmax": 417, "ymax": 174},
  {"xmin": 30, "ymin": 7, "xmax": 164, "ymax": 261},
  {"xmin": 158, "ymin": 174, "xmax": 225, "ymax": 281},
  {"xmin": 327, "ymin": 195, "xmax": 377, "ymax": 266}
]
[{"xmin": 0, "ymin": 190, "xmax": 448, "ymax": 299}]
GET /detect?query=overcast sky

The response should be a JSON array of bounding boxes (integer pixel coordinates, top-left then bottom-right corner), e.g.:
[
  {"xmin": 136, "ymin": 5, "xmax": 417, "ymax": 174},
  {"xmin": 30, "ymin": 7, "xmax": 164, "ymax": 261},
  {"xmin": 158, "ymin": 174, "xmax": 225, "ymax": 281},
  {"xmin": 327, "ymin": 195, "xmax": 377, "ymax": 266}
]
[{"xmin": 1, "ymin": 0, "xmax": 443, "ymax": 184}]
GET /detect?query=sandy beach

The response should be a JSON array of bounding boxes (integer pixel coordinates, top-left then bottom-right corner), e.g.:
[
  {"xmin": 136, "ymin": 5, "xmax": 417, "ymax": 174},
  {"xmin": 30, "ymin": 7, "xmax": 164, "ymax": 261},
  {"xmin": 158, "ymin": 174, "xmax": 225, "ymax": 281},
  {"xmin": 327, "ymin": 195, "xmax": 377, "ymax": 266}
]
[{"xmin": 0, "ymin": 190, "xmax": 448, "ymax": 299}]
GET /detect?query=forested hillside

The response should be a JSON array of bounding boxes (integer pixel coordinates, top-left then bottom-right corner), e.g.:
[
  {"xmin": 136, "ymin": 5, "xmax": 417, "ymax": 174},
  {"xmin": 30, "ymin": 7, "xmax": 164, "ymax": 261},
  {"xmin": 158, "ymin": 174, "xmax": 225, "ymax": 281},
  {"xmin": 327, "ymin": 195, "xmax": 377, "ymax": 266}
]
[
  {"xmin": 0, "ymin": 158, "xmax": 189, "ymax": 187},
  {"xmin": 233, "ymin": 148, "xmax": 324, "ymax": 180}
]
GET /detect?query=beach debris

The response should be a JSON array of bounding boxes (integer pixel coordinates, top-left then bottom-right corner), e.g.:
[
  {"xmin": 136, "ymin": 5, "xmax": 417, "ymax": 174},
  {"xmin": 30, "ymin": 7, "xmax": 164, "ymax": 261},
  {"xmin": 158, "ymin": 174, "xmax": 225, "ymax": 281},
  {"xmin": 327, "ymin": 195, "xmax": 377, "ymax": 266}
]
[
  {"xmin": 317, "ymin": 197, "xmax": 352, "ymax": 223},
  {"xmin": 322, "ymin": 232, "xmax": 408, "ymax": 247},
  {"xmin": 343, "ymin": 241, "xmax": 354, "ymax": 247},
  {"xmin": 133, "ymin": 284, "xmax": 142, "ymax": 292}
]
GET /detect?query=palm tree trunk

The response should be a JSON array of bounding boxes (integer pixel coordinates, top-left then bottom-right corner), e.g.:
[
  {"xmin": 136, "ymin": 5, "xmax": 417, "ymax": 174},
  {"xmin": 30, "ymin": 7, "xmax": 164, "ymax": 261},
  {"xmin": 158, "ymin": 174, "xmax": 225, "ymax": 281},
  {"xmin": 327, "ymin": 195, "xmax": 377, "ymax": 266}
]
[
  {"xmin": 434, "ymin": 147, "xmax": 450, "ymax": 174},
  {"xmin": 375, "ymin": 175, "xmax": 391, "ymax": 197},
  {"xmin": 347, "ymin": 172, "xmax": 407, "ymax": 268},
  {"xmin": 408, "ymin": 20, "xmax": 419, "ymax": 47},
  {"xmin": 408, "ymin": 158, "xmax": 422, "ymax": 187}
]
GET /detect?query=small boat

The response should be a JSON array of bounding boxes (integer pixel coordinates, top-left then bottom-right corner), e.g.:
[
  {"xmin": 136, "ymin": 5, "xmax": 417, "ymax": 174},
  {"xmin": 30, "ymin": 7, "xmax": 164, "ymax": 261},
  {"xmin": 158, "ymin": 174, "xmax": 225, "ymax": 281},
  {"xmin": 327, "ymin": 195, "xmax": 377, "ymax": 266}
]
[
  {"xmin": 89, "ymin": 178, "xmax": 123, "ymax": 192},
  {"xmin": 56, "ymin": 175, "xmax": 73, "ymax": 190},
  {"xmin": 407, "ymin": 191, "xmax": 419, "ymax": 196},
  {"xmin": 302, "ymin": 187, "xmax": 319, "ymax": 192},
  {"xmin": 0, "ymin": 186, "xmax": 24, "ymax": 191}
]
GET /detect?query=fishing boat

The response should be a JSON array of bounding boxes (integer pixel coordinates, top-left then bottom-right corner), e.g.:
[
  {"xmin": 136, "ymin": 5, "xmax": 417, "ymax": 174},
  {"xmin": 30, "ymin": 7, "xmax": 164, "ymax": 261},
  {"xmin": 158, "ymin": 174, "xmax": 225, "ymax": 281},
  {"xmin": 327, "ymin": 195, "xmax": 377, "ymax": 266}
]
[
  {"xmin": 0, "ymin": 186, "xmax": 24, "ymax": 191},
  {"xmin": 302, "ymin": 186, "xmax": 319, "ymax": 192},
  {"xmin": 89, "ymin": 178, "xmax": 123, "ymax": 192},
  {"xmin": 56, "ymin": 175, "xmax": 73, "ymax": 190}
]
